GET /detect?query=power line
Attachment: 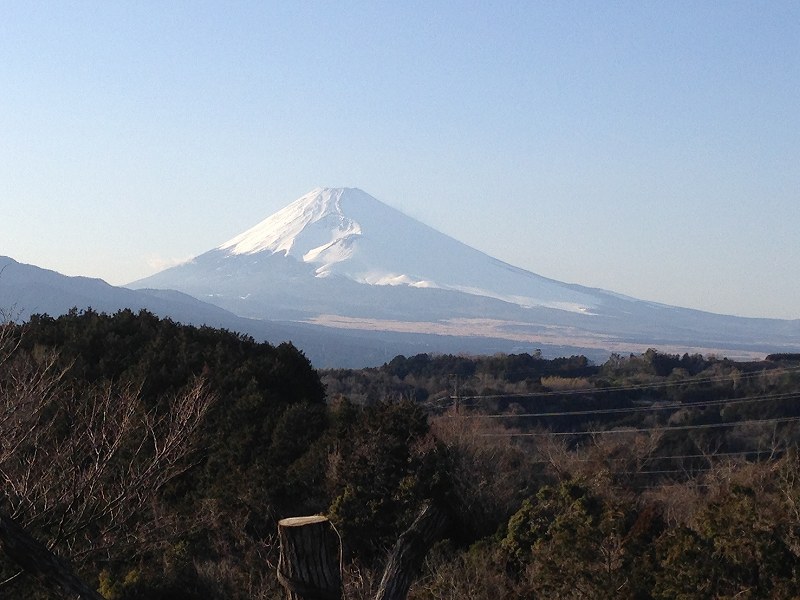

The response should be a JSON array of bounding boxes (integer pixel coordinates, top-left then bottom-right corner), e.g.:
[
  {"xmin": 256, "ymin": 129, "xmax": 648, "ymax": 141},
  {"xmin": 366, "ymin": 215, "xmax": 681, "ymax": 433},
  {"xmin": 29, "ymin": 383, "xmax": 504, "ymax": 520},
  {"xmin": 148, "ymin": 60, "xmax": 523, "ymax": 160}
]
[
  {"xmin": 527, "ymin": 449, "xmax": 783, "ymax": 464},
  {"xmin": 431, "ymin": 364, "xmax": 800, "ymax": 405},
  {"xmin": 479, "ymin": 415, "xmax": 800, "ymax": 437},
  {"xmin": 621, "ymin": 468, "xmax": 715, "ymax": 475},
  {"xmin": 445, "ymin": 391, "xmax": 800, "ymax": 420}
]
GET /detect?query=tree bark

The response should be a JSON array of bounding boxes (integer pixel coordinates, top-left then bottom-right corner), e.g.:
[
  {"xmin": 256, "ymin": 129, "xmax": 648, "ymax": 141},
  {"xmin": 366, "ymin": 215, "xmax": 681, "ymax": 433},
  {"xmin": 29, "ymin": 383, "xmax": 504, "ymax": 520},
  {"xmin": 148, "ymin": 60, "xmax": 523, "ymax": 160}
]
[
  {"xmin": 374, "ymin": 502, "xmax": 449, "ymax": 600},
  {"xmin": 277, "ymin": 515, "xmax": 342, "ymax": 600},
  {"xmin": 0, "ymin": 511, "xmax": 104, "ymax": 600}
]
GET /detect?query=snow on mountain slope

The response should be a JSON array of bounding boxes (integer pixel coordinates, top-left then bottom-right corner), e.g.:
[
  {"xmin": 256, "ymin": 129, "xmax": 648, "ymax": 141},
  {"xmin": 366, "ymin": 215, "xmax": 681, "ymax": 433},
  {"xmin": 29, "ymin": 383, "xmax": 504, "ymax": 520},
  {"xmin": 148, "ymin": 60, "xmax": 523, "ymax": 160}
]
[
  {"xmin": 127, "ymin": 188, "xmax": 800, "ymax": 360},
  {"xmin": 217, "ymin": 187, "xmax": 597, "ymax": 313}
]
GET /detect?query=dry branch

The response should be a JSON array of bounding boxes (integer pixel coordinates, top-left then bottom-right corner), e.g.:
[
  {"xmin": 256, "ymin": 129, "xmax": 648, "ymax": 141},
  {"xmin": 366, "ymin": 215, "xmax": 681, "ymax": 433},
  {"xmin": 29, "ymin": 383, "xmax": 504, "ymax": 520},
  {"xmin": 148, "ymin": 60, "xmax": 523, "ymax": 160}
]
[
  {"xmin": 374, "ymin": 502, "xmax": 449, "ymax": 600},
  {"xmin": 0, "ymin": 511, "xmax": 103, "ymax": 600}
]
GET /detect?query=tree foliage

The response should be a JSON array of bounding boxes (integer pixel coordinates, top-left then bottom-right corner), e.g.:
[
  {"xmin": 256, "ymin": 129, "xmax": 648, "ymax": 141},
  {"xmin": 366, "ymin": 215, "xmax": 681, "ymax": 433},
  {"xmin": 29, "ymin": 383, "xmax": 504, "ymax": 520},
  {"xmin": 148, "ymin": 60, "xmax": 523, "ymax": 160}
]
[{"xmin": 4, "ymin": 314, "xmax": 800, "ymax": 600}]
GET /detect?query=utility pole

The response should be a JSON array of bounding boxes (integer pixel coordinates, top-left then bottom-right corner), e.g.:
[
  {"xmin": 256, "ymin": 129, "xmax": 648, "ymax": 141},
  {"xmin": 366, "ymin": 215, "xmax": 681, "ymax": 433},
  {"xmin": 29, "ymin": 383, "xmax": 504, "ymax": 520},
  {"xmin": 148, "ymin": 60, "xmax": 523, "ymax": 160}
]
[{"xmin": 450, "ymin": 374, "xmax": 460, "ymax": 415}]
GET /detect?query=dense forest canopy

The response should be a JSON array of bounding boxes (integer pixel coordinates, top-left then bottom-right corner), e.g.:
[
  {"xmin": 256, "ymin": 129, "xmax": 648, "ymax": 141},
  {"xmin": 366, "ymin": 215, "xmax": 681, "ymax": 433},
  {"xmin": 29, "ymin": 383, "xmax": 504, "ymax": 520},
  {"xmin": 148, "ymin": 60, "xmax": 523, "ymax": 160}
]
[{"xmin": 2, "ymin": 309, "xmax": 800, "ymax": 599}]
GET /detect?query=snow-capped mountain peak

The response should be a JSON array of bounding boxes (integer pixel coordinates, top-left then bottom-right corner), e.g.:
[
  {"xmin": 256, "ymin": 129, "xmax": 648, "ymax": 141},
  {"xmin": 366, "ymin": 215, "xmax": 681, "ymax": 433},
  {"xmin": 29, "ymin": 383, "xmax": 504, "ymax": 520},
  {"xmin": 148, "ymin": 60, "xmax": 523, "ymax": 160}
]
[
  {"xmin": 126, "ymin": 187, "xmax": 800, "ymax": 362},
  {"xmin": 212, "ymin": 187, "xmax": 598, "ymax": 313},
  {"xmin": 219, "ymin": 187, "xmax": 362, "ymax": 259}
]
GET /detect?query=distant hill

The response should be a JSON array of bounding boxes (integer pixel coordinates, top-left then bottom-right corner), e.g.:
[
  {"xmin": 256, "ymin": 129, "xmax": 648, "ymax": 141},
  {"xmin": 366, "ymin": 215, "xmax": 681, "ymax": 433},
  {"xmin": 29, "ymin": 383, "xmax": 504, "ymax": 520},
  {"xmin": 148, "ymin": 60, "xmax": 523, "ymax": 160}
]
[
  {"xmin": 0, "ymin": 255, "xmax": 236, "ymax": 323},
  {"xmin": 2, "ymin": 255, "xmax": 578, "ymax": 367}
]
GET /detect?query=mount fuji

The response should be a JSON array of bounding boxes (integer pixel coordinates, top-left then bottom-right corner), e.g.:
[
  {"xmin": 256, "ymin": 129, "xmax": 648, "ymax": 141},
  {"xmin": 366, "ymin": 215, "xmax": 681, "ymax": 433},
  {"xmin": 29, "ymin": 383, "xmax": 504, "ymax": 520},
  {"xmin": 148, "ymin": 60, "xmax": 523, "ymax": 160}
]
[{"xmin": 130, "ymin": 187, "xmax": 800, "ymax": 361}]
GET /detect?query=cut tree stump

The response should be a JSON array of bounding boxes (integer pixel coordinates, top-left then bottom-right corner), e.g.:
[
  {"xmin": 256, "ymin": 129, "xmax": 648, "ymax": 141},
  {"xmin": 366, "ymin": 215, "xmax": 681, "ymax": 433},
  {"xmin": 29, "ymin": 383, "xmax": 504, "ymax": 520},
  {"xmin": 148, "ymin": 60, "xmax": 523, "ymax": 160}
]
[{"xmin": 277, "ymin": 515, "xmax": 342, "ymax": 600}]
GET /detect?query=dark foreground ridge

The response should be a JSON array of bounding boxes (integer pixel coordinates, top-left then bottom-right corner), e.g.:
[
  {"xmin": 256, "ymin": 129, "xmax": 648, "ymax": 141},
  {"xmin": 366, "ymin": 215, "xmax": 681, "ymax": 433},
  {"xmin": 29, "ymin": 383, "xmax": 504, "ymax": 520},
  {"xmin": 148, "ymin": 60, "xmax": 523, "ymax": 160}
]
[{"xmin": 2, "ymin": 310, "xmax": 800, "ymax": 599}]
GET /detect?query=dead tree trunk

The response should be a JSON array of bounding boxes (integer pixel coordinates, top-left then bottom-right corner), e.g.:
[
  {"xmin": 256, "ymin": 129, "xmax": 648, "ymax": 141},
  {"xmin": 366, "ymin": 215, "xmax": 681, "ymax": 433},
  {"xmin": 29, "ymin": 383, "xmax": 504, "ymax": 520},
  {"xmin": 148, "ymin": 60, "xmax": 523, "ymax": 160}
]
[
  {"xmin": 277, "ymin": 515, "xmax": 342, "ymax": 600},
  {"xmin": 374, "ymin": 502, "xmax": 449, "ymax": 600},
  {"xmin": 0, "ymin": 511, "xmax": 104, "ymax": 600}
]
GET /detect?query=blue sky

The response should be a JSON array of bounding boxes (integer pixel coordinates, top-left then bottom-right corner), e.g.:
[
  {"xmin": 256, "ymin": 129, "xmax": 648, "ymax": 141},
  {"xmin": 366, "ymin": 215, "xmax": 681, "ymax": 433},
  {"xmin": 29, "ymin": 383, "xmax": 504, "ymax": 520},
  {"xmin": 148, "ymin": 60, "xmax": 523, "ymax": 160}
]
[{"xmin": 1, "ymin": 1, "xmax": 798, "ymax": 319}]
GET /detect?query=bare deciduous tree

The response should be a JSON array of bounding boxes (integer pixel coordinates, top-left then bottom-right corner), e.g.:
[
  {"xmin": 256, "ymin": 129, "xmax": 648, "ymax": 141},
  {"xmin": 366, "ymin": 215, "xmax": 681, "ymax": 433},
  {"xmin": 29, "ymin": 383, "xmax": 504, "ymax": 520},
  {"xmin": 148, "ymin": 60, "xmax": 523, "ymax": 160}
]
[{"xmin": 0, "ymin": 327, "xmax": 215, "ymax": 595}]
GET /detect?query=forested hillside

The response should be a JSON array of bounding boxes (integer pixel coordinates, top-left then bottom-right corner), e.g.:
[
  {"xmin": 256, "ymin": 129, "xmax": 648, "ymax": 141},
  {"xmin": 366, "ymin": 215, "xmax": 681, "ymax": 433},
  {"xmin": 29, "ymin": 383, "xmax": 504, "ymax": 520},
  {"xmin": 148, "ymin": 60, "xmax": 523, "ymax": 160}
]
[{"xmin": 2, "ymin": 310, "xmax": 800, "ymax": 599}]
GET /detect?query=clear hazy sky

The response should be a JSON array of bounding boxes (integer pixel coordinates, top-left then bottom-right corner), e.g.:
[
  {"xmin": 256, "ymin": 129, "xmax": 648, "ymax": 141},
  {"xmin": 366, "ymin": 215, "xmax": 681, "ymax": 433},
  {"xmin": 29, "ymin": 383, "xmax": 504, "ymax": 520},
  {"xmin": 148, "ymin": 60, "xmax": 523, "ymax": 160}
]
[{"xmin": 1, "ymin": 2, "xmax": 798, "ymax": 319}]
